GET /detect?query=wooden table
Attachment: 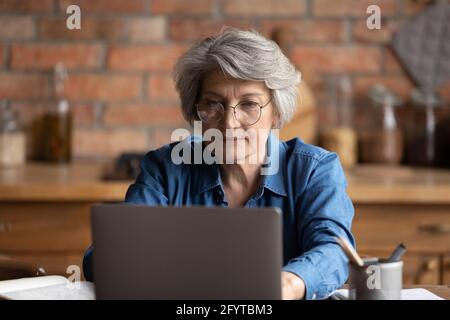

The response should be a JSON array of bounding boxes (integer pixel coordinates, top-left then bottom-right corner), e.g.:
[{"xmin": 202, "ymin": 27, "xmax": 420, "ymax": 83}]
[
  {"xmin": 345, "ymin": 165, "xmax": 450, "ymax": 286},
  {"xmin": 0, "ymin": 162, "xmax": 450, "ymax": 284},
  {"xmin": 0, "ymin": 161, "xmax": 129, "ymax": 202},
  {"xmin": 406, "ymin": 285, "xmax": 450, "ymax": 300}
]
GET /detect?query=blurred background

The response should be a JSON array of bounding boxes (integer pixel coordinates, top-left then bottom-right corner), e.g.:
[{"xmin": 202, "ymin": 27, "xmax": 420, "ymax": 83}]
[
  {"xmin": 0, "ymin": 0, "xmax": 450, "ymax": 286},
  {"xmin": 0, "ymin": 0, "xmax": 448, "ymax": 161}
]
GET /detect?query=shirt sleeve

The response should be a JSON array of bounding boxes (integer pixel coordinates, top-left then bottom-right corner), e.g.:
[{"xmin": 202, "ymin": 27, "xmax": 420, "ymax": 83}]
[
  {"xmin": 124, "ymin": 149, "xmax": 170, "ymax": 205},
  {"xmin": 82, "ymin": 150, "xmax": 170, "ymax": 281},
  {"xmin": 282, "ymin": 152, "xmax": 355, "ymax": 300}
]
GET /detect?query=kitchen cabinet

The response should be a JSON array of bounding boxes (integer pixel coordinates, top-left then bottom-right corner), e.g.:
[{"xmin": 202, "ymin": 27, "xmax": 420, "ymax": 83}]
[{"xmin": 0, "ymin": 162, "xmax": 127, "ymax": 279}]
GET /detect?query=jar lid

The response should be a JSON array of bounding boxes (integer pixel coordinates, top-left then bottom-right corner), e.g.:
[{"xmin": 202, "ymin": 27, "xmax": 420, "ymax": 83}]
[
  {"xmin": 57, "ymin": 99, "xmax": 69, "ymax": 114},
  {"xmin": 410, "ymin": 89, "xmax": 443, "ymax": 108},
  {"xmin": 0, "ymin": 101, "xmax": 19, "ymax": 132},
  {"xmin": 368, "ymin": 85, "xmax": 402, "ymax": 107}
]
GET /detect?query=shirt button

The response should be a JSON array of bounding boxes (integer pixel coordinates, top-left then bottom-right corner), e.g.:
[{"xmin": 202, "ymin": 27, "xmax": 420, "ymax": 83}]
[{"xmin": 312, "ymin": 293, "xmax": 317, "ymax": 300}]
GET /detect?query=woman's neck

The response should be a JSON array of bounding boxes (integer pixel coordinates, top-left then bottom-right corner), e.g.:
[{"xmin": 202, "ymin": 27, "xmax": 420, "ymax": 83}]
[
  {"xmin": 219, "ymin": 162, "xmax": 262, "ymax": 208},
  {"xmin": 220, "ymin": 162, "xmax": 262, "ymax": 190}
]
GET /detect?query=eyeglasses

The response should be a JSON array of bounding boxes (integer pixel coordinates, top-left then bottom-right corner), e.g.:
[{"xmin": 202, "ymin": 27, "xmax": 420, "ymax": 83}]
[{"xmin": 196, "ymin": 98, "xmax": 272, "ymax": 126}]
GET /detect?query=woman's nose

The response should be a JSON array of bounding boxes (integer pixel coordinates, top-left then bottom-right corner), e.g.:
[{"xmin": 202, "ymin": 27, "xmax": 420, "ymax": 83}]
[{"xmin": 222, "ymin": 107, "xmax": 240, "ymax": 129}]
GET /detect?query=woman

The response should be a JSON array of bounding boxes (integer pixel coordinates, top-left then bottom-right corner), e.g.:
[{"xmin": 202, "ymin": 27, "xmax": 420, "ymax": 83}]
[{"xmin": 83, "ymin": 28, "xmax": 355, "ymax": 300}]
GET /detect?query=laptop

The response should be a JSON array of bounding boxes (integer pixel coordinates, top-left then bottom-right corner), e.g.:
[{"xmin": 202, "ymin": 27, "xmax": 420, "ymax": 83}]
[{"xmin": 91, "ymin": 203, "xmax": 283, "ymax": 300}]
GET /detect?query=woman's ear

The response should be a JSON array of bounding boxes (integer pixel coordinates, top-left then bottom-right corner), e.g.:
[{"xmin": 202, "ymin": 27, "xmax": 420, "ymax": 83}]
[
  {"xmin": 270, "ymin": 100, "xmax": 281, "ymax": 128},
  {"xmin": 271, "ymin": 113, "xmax": 281, "ymax": 129}
]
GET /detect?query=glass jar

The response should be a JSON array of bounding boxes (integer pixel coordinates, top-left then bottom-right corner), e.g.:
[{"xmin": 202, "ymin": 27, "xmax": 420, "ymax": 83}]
[
  {"xmin": 40, "ymin": 63, "xmax": 72, "ymax": 163},
  {"xmin": 359, "ymin": 85, "xmax": 404, "ymax": 165},
  {"xmin": 0, "ymin": 100, "xmax": 26, "ymax": 167},
  {"xmin": 404, "ymin": 89, "xmax": 445, "ymax": 167},
  {"xmin": 435, "ymin": 110, "xmax": 450, "ymax": 168},
  {"xmin": 41, "ymin": 99, "xmax": 72, "ymax": 163},
  {"xmin": 318, "ymin": 75, "xmax": 358, "ymax": 168}
]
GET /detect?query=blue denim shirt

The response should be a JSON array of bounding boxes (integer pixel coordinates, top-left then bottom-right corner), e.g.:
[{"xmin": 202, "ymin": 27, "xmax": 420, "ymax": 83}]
[{"xmin": 83, "ymin": 135, "xmax": 355, "ymax": 300}]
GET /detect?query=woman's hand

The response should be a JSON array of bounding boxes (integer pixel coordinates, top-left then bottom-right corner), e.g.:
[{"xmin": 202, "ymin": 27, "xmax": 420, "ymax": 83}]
[{"xmin": 281, "ymin": 271, "xmax": 306, "ymax": 300}]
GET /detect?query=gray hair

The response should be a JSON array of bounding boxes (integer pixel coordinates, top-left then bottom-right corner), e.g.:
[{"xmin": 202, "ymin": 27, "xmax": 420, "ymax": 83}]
[{"xmin": 173, "ymin": 27, "xmax": 301, "ymax": 127}]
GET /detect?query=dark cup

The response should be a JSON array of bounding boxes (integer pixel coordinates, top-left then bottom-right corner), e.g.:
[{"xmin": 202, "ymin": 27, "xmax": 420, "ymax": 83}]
[{"xmin": 349, "ymin": 258, "xmax": 403, "ymax": 300}]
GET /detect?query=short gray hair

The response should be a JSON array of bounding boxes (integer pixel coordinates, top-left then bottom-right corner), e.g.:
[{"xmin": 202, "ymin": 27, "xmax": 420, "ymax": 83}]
[{"xmin": 173, "ymin": 27, "xmax": 301, "ymax": 127}]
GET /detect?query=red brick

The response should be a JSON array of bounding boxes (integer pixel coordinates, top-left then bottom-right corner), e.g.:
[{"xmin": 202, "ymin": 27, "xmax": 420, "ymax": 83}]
[
  {"xmin": 59, "ymin": 0, "xmax": 145, "ymax": 13},
  {"xmin": 128, "ymin": 17, "xmax": 167, "ymax": 42},
  {"xmin": 151, "ymin": 127, "xmax": 186, "ymax": 149},
  {"xmin": 63, "ymin": 74, "xmax": 142, "ymax": 101},
  {"xmin": 291, "ymin": 45, "xmax": 382, "ymax": 73},
  {"xmin": 152, "ymin": 0, "xmax": 214, "ymax": 15},
  {"xmin": 71, "ymin": 103, "xmax": 96, "ymax": 127},
  {"xmin": 0, "ymin": 16, "xmax": 34, "ymax": 40},
  {"xmin": 11, "ymin": 44, "xmax": 103, "ymax": 70},
  {"xmin": 0, "ymin": 0, "xmax": 53, "ymax": 12},
  {"xmin": 353, "ymin": 75, "xmax": 414, "ymax": 100},
  {"xmin": 107, "ymin": 45, "xmax": 187, "ymax": 71},
  {"xmin": 224, "ymin": 0, "xmax": 305, "ymax": 17},
  {"xmin": 147, "ymin": 74, "xmax": 179, "ymax": 102},
  {"xmin": 313, "ymin": 0, "xmax": 397, "ymax": 17},
  {"xmin": 0, "ymin": 45, "xmax": 3, "ymax": 68},
  {"xmin": 384, "ymin": 48, "xmax": 405, "ymax": 74},
  {"xmin": 403, "ymin": 0, "xmax": 434, "ymax": 16},
  {"xmin": 73, "ymin": 128, "xmax": 148, "ymax": 158},
  {"xmin": 104, "ymin": 104, "xmax": 185, "ymax": 127},
  {"xmin": 38, "ymin": 17, "xmax": 126, "ymax": 41},
  {"xmin": 0, "ymin": 73, "xmax": 50, "ymax": 99},
  {"xmin": 352, "ymin": 19, "xmax": 404, "ymax": 44},
  {"xmin": 259, "ymin": 19, "xmax": 345, "ymax": 43},
  {"xmin": 169, "ymin": 19, "xmax": 254, "ymax": 42}
]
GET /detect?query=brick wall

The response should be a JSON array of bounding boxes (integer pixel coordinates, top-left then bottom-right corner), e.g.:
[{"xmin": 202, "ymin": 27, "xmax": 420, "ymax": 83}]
[{"xmin": 0, "ymin": 0, "xmax": 449, "ymax": 159}]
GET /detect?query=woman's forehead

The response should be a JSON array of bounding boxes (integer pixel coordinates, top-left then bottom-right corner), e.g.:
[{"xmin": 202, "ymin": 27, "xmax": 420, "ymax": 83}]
[{"xmin": 202, "ymin": 70, "xmax": 269, "ymax": 96}]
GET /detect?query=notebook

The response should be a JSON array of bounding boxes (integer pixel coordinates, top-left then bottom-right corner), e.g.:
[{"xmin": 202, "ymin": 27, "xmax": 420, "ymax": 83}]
[{"xmin": 0, "ymin": 276, "xmax": 95, "ymax": 300}]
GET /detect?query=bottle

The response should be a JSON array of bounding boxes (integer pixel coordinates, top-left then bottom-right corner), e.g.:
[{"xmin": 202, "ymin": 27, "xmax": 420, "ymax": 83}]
[
  {"xmin": 404, "ymin": 89, "xmax": 445, "ymax": 167},
  {"xmin": 359, "ymin": 85, "xmax": 404, "ymax": 165},
  {"xmin": 41, "ymin": 63, "xmax": 72, "ymax": 163},
  {"xmin": 0, "ymin": 100, "xmax": 26, "ymax": 167},
  {"xmin": 318, "ymin": 75, "xmax": 358, "ymax": 168}
]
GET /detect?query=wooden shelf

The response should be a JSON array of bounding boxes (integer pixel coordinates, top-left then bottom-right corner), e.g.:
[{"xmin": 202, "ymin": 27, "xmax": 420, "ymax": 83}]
[
  {"xmin": 346, "ymin": 165, "xmax": 450, "ymax": 204},
  {"xmin": 1, "ymin": 162, "xmax": 450, "ymax": 203},
  {"xmin": 0, "ymin": 162, "xmax": 130, "ymax": 202}
]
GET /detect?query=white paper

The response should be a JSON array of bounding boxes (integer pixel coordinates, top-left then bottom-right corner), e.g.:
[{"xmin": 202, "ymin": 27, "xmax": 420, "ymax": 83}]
[
  {"xmin": 1, "ymin": 282, "xmax": 95, "ymax": 300},
  {"xmin": 0, "ymin": 276, "xmax": 95, "ymax": 300},
  {"xmin": 331, "ymin": 288, "xmax": 444, "ymax": 300},
  {"xmin": 0, "ymin": 276, "xmax": 68, "ymax": 294}
]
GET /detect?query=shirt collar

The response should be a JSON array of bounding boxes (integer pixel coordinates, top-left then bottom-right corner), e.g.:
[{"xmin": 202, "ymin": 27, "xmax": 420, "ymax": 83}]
[
  {"xmin": 259, "ymin": 133, "xmax": 288, "ymax": 197},
  {"xmin": 194, "ymin": 133, "xmax": 287, "ymax": 197}
]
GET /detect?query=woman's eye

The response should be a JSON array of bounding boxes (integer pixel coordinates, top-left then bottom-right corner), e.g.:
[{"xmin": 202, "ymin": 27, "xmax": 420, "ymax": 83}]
[
  {"xmin": 207, "ymin": 101, "xmax": 222, "ymax": 108},
  {"xmin": 240, "ymin": 101, "xmax": 259, "ymax": 109}
]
